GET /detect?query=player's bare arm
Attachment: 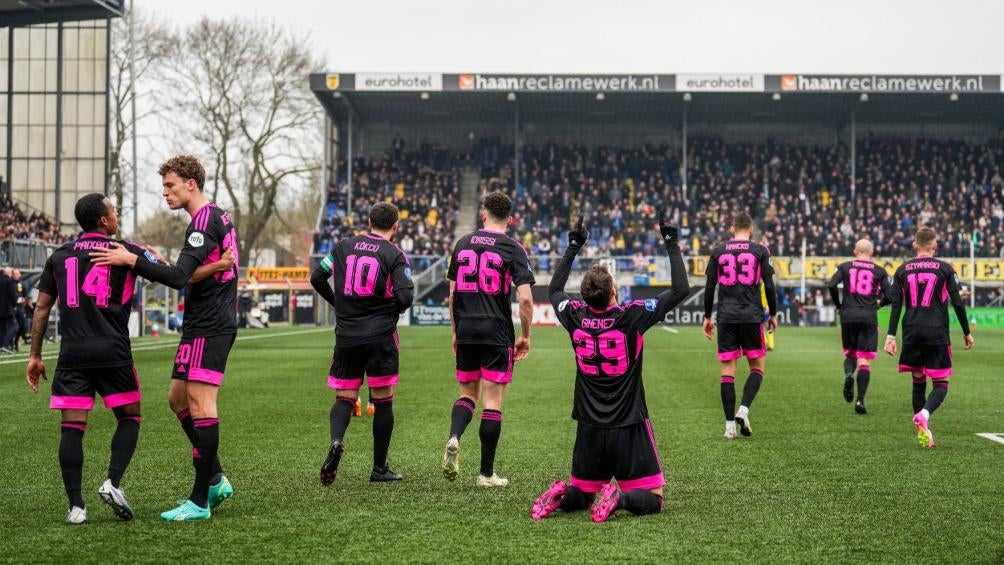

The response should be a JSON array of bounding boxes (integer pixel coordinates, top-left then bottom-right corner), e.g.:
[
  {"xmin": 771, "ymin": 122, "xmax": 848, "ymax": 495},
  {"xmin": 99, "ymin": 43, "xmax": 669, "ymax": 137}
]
[
  {"xmin": 25, "ymin": 290, "xmax": 55, "ymax": 393},
  {"xmin": 514, "ymin": 284, "xmax": 532, "ymax": 360}
]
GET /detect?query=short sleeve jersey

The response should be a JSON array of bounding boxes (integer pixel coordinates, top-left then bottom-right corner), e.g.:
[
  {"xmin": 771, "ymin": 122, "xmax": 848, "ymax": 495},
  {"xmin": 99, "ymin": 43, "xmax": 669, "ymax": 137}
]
[
  {"xmin": 178, "ymin": 203, "xmax": 240, "ymax": 338},
  {"xmin": 552, "ymin": 297, "xmax": 666, "ymax": 427},
  {"xmin": 890, "ymin": 257, "xmax": 961, "ymax": 345},
  {"xmin": 707, "ymin": 239, "xmax": 773, "ymax": 323},
  {"xmin": 320, "ymin": 233, "xmax": 413, "ymax": 347},
  {"xmin": 36, "ymin": 233, "xmax": 152, "ymax": 369},
  {"xmin": 828, "ymin": 260, "xmax": 891, "ymax": 324},
  {"xmin": 447, "ymin": 229, "xmax": 535, "ymax": 346}
]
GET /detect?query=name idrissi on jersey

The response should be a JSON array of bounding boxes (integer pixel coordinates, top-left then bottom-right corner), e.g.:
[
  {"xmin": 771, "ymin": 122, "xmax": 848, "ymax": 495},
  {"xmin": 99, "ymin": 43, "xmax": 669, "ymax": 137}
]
[
  {"xmin": 470, "ymin": 236, "xmax": 496, "ymax": 246},
  {"xmin": 188, "ymin": 232, "xmax": 205, "ymax": 247}
]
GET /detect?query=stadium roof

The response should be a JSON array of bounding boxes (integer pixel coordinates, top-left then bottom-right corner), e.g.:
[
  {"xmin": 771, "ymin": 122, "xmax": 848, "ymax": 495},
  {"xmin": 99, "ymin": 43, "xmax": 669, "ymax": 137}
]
[
  {"xmin": 310, "ymin": 73, "xmax": 1004, "ymax": 125},
  {"xmin": 0, "ymin": 0, "xmax": 123, "ymax": 26}
]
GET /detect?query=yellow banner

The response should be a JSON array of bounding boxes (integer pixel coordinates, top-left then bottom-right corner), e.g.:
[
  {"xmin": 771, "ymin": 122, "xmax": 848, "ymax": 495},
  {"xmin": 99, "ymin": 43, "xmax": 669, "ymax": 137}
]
[
  {"xmin": 247, "ymin": 267, "xmax": 311, "ymax": 282},
  {"xmin": 689, "ymin": 257, "xmax": 1004, "ymax": 282}
]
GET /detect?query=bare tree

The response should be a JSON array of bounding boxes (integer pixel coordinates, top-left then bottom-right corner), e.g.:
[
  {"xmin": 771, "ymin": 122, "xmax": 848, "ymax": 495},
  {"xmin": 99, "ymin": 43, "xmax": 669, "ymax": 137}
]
[
  {"xmin": 162, "ymin": 18, "xmax": 322, "ymax": 262},
  {"xmin": 108, "ymin": 10, "xmax": 171, "ymax": 234}
]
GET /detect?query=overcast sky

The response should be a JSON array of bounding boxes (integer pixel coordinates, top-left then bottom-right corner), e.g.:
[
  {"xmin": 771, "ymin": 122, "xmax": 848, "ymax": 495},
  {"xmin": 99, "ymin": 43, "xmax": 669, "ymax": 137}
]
[{"xmin": 138, "ymin": 0, "xmax": 1002, "ymax": 74}]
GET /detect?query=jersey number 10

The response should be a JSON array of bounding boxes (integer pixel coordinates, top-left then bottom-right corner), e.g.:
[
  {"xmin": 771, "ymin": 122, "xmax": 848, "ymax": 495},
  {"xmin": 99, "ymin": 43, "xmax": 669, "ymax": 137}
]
[
  {"xmin": 64, "ymin": 257, "xmax": 111, "ymax": 308},
  {"xmin": 343, "ymin": 255, "xmax": 380, "ymax": 296}
]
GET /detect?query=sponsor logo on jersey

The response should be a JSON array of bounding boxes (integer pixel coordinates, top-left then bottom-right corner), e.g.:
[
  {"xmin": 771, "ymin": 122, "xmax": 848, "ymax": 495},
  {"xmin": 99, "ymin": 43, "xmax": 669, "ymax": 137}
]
[
  {"xmin": 188, "ymin": 232, "xmax": 205, "ymax": 247},
  {"xmin": 558, "ymin": 299, "xmax": 569, "ymax": 312}
]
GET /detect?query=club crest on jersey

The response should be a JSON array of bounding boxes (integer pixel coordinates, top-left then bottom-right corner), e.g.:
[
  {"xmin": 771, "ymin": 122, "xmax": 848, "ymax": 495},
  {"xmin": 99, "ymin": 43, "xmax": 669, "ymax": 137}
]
[
  {"xmin": 188, "ymin": 232, "xmax": 205, "ymax": 248},
  {"xmin": 644, "ymin": 298, "xmax": 659, "ymax": 311},
  {"xmin": 558, "ymin": 299, "xmax": 569, "ymax": 312}
]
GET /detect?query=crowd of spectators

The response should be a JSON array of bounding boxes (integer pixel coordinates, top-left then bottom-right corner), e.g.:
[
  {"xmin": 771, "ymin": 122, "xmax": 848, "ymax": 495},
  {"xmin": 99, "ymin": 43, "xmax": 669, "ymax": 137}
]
[
  {"xmin": 315, "ymin": 141, "xmax": 461, "ymax": 264},
  {"xmin": 477, "ymin": 137, "xmax": 1003, "ymax": 261},
  {"xmin": 0, "ymin": 194, "xmax": 67, "ymax": 244}
]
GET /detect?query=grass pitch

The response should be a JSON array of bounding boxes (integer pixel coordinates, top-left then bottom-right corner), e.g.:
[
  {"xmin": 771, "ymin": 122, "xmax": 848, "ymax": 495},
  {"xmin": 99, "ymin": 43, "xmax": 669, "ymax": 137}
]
[{"xmin": 0, "ymin": 325, "xmax": 1002, "ymax": 564}]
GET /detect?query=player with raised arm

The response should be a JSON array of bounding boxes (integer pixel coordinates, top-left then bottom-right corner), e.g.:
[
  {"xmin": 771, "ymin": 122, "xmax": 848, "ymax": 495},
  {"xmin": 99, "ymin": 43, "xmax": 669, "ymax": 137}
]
[
  {"xmin": 703, "ymin": 212, "xmax": 777, "ymax": 439},
  {"xmin": 26, "ymin": 193, "xmax": 231, "ymax": 524},
  {"xmin": 91, "ymin": 155, "xmax": 241, "ymax": 521},
  {"xmin": 884, "ymin": 227, "xmax": 974, "ymax": 448},
  {"xmin": 309, "ymin": 202, "xmax": 414, "ymax": 485},
  {"xmin": 442, "ymin": 191, "xmax": 534, "ymax": 487},
  {"xmin": 531, "ymin": 215, "xmax": 690, "ymax": 523},
  {"xmin": 827, "ymin": 239, "xmax": 892, "ymax": 414}
]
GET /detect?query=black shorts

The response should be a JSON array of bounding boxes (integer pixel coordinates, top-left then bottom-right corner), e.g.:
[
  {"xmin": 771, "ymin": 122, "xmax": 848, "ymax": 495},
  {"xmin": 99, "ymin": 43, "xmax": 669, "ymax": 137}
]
[
  {"xmin": 899, "ymin": 343, "xmax": 952, "ymax": 379},
  {"xmin": 717, "ymin": 323, "xmax": 766, "ymax": 362},
  {"xmin": 50, "ymin": 364, "xmax": 140, "ymax": 411},
  {"xmin": 172, "ymin": 334, "xmax": 236, "ymax": 386},
  {"xmin": 841, "ymin": 322, "xmax": 878, "ymax": 359},
  {"xmin": 455, "ymin": 343, "xmax": 513, "ymax": 384},
  {"xmin": 569, "ymin": 419, "xmax": 665, "ymax": 494},
  {"xmin": 328, "ymin": 333, "xmax": 400, "ymax": 390}
]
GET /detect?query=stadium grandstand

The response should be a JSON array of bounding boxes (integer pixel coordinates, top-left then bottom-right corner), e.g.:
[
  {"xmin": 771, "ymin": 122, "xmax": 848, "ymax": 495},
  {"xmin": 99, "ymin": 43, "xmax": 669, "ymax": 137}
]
[
  {"xmin": 1, "ymin": 1, "xmax": 122, "ymax": 270},
  {"xmin": 309, "ymin": 73, "xmax": 1004, "ymax": 323}
]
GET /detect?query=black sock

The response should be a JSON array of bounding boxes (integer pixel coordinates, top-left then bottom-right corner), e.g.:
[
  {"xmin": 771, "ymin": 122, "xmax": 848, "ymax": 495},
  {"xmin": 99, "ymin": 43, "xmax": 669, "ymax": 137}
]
[
  {"xmin": 843, "ymin": 356, "xmax": 856, "ymax": 378},
  {"xmin": 741, "ymin": 369, "xmax": 764, "ymax": 409},
  {"xmin": 449, "ymin": 397, "xmax": 475, "ymax": 439},
  {"xmin": 329, "ymin": 397, "xmax": 355, "ymax": 443},
  {"xmin": 720, "ymin": 376, "xmax": 736, "ymax": 420},
  {"xmin": 371, "ymin": 396, "xmax": 394, "ymax": 469},
  {"xmin": 559, "ymin": 485, "xmax": 592, "ymax": 512},
  {"xmin": 190, "ymin": 418, "xmax": 220, "ymax": 508},
  {"xmin": 108, "ymin": 416, "xmax": 140, "ymax": 488},
  {"xmin": 856, "ymin": 368, "xmax": 871, "ymax": 402},
  {"xmin": 924, "ymin": 380, "xmax": 949, "ymax": 414},
  {"xmin": 59, "ymin": 422, "xmax": 87, "ymax": 508},
  {"xmin": 617, "ymin": 489, "xmax": 664, "ymax": 515},
  {"xmin": 177, "ymin": 408, "xmax": 224, "ymax": 480},
  {"xmin": 912, "ymin": 378, "xmax": 927, "ymax": 414},
  {"xmin": 479, "ymin": 409, "xmax": 502, "ymax": 476}
]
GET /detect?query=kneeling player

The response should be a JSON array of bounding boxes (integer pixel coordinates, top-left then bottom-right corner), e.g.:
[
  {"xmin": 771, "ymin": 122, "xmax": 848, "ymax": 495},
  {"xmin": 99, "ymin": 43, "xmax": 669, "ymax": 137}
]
[
  {"xmin": 884, "ymin": 227, "xmax": 974, "ymax": 447},
  {"xmin": 827, "ymin": 239, "xmax": 891, "ymax": 414},
  {"xmin": 531, "ymin": 216, "xmax": 689, "ymax": 523},
  {"xmin": 310, "ymin": 202, "xmax": 414, "ymax": 484}
]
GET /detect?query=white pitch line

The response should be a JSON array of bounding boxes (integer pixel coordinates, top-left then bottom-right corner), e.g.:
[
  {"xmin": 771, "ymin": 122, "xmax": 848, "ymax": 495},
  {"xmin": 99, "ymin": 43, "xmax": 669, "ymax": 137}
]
[
  {"xmin": 975, "ymin": 433, "xmax": 1004, "ymax": 446},
  {"xmin": 0, "ymin": 327, "xmax": 330, "ymax": 366},
  {"xmin": 660, "ymin": 326, "xmax": 680, "ymax": 334}
]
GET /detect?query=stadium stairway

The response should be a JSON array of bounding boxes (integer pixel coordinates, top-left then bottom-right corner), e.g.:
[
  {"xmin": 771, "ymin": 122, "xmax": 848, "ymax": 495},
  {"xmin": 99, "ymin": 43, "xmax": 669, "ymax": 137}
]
[{"xmin": 454, "ymin": 166, "xmax": 482, "ymax": 240}]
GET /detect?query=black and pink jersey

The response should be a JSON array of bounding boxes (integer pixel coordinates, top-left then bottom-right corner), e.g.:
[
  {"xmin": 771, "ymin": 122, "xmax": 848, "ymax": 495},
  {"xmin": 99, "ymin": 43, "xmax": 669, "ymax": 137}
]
[
  {"xmin": 828, "ymin": 260, "xmax": 891, "ymax": 324},
  {"xmin": 179, "ymin": 203, "xmax": 240, "ymax": 338},
  {"xmin": 551, "ymin": 299, "xmax": 673, "ymax": 427},
  {"xmin": 37, "ymin": 233, "xmax": 154, "ymax": 369},
  {"xmin": 704, "ymin": 239, "xmax": 776, "ymax": 323},
  {"xmin": 448, "ymin": 229, "xmax": 535, "ymax": 346},
  {"xmin": 888, "ymin": 256, "xmax": 970, "ymax": 345},
  {"xmin": 318, "ymin": 233, "xmax": 413, "ymax": 347}
]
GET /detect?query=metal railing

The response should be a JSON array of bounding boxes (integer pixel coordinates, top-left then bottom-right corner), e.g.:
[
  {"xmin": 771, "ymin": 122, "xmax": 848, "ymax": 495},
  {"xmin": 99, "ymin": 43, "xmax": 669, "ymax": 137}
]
[{"xmin": 0, "ymin": 238, "xmax": 58, "ymax": 269}]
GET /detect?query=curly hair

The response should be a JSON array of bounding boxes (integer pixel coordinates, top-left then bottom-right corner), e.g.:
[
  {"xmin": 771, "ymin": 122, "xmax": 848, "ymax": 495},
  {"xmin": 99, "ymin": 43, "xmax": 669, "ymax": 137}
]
[
  {"xmin": 482, "ymin": 191, "xmax": 513, "ymax": 222},
  {"xmin": 158, "ymin": 155, "xmax": 206, "ymax": 190}
]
